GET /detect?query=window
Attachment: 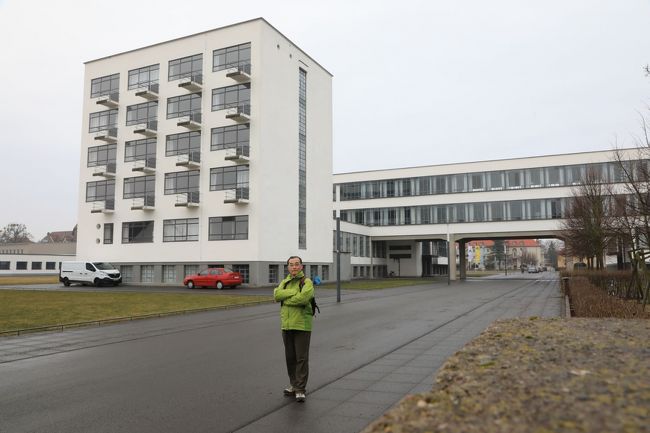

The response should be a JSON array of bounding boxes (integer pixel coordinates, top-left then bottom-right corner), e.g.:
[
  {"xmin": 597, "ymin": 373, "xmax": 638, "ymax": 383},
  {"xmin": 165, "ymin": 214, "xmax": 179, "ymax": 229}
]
[
  {"xmin": 184, "ymin": 265, "xmax": 199, "ymax": 278},
  {"xmin": 0, "ymin": 261, "xmax": 10, "ymax": 270},
  {"xmin": 104, "ymin": 223, "xmax": 114, "ymax": 244},
  {"xmin": 299, "ymin": 68, "xmax": 307, "ymax": 249},
  {"xmin": 566, "ymin": 165, "xmax": 583, "ymax": 185},
  {"xmin": 88, "ymin": 144, "xmax": 116, "ymax": 167},
  {"xmin": 166, "ymin": 131, "xmax": 200, "ymax": 156},
  {"xmin": 527, "ymin": 168, "xmax": 544, "ymax": 188},
  {"xmin": 164, "ymin": 171, "xmax": 199, "ymax": 194},
  {"xmin": 435, "ymin": 206, "xmax": 447, "ymax": 223},
  {"xmin": 232, "ymin": 264, "xmax": 249, "ymax": 283},
  {"xmin": 212, "ymin": 84, "xmax": 250, "ymax": 111},
  {"xmin": 471, "ymin": 203, "xmax": 485, "ymax": 222},
  {"xmin": 91, "ymin": 73, "xmax": 119, "ymax": 98},
  {"xmin": 210, "ymin": 166, "xmax": 249, "ymax": 190},
  {"xmin": 310, "ymin": 265, "xmax": 319, "ymax": 278},
  {"xmin": 508, "ymin": 201, "xmax": 524, "ymax": 220},
  {"xmin": 120, "ymin": 265, "xmax": 134, "ymax": 282},
  {"xmin": 549, "ymin": 199, "xmax": 564, "ymax": 219},
  {"xmin": 126, "ymin": 101, "xmax": 158, "ymax": 125},
  {"xmin": 122, "ymin": 221, "xmax": 154, "ymax": 243},
  {"xmin": 322, "ymin": 265, "xmax": 329, "ymax": 281},
  {"xmin": 128, "ymin": 64, "xmax": 159, "ymax": 90},
  {"xmin": 490, "ymin": 202, "xmax": 505, "ymax": 221},
  {"xmin": 46, "ymin": 262, "xmax": 56, "ymax": 270},
  {"xmin": 470, "ymin": 173, "xmax": 485, "ymax": 191},
  {"xmin": 168, "ymin": 54, "xmax": 202, "ymax": 81},
  {"xmin": 162, "ymin": 265, "xmax": 177, "ymax": 283},
  {"xmin": 163, "ymin": 218, "xmax": 199, "ymax": 242},
  {"xmin": 545, "ymin": 166, "xmax": 562, "ymax": 186},
  {"xmin": 86, "ymin": 179, "xmax": 115, "ymax": 202},
  {"xmin": 89, "ymin": 109, "xmax": 117, "ymax": 132},
  {"xmin": 141, "ymin": 265, "xmax": 155, "ymax": 283},
  {"xmin": 489, "ymin": 172, "xmax": 504, "ymax": 190},
  {"xmin": 208, "ymin": 215, "xmax": 248, "ymax": 240},
  {"xmin": 529, "ymin": 200, "xmax": 544, "ymax": 219},
  {"xmin": 506, "ymin": 170, "xmax": 524, "ymax": 189},
  {"xmin": 213, "ymin": 42, "xmax": 251, "ymax": 72},
  {"xmin": 167, "ymin": 93, "xmax": 201, "ymax": 118},
  {"xmin": 211, "ymin": 124, "xmax": 250, "ymax": 151},
  {"xmin": 434, "ymin": 176, "xmax": 447, "ymax": 194},
  {"xmin": 125, "ymin": 138, "xmax": 156, "ymax": 162},
  {"xmin": 16, "ymin": 261, "xmax": 27, "ymax": 270},
  {"xmin": 269, "ymin": 264, "xmax": 279, "ymax": 284},
  {"xmin": 123, "ymin": 175, "xmax": 155, "ymax": 199},
  {"xmin": 450, "ymin": 174, "xmax": 466, "ymax": 193}
]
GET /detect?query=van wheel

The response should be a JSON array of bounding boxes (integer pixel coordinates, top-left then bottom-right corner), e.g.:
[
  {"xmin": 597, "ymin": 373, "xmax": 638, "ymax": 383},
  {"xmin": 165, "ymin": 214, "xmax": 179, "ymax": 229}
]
[
  {"xmin": 216, "ymin": 281, "xmax": 224, "ymax": 290},
  {"xmin": 94, "ymin": 278, "xmax": 101, "ymax": 287},
  {"xmin": 187, "ymin": 280, "xmax": 195, "ymax": 289},
  {"xmin": 63, "ymin": 278, "xmax": 70, "ymax": 287}
]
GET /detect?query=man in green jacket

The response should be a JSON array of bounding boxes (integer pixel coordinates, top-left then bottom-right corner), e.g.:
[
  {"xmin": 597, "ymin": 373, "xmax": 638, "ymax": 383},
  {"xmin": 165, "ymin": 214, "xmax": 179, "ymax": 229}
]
[{"xmin": 273, "ymin": 256, "xmax": 314, "ymax": 403}]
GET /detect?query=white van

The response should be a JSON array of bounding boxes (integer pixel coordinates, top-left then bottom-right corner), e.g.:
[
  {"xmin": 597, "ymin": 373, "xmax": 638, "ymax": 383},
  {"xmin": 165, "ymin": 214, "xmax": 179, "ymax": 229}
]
[{"xmin": 59, "ymin": 261, "xmax": 122, "ymax": 287}]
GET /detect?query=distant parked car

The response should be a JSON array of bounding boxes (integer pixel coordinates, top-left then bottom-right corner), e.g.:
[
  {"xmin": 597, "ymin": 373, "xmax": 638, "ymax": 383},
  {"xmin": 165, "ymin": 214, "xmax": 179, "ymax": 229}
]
[
  {"xmin": 183, "ymin": 268, "xmax": 242, "ymax": 289},
  {"xmin": 527, "ymin": 265, "xmax": 539, "ymax": 273},
  {"xmin": 573, "ymin": 262, "xmax": 587, "ymax": 270}
]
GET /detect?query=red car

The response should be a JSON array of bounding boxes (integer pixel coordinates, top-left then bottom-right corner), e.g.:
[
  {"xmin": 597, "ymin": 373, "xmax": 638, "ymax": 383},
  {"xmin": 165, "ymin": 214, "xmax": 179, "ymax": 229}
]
[{"xmin": 183, "ymin": 268, "xmax": 242, "ymax": 289}]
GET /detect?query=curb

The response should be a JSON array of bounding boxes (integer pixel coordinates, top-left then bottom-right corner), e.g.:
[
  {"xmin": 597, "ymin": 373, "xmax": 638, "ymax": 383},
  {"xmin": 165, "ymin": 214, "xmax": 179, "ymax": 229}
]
[{"xmin": 0, "ymin": 298, "xmax": 275, "ymax": 337}]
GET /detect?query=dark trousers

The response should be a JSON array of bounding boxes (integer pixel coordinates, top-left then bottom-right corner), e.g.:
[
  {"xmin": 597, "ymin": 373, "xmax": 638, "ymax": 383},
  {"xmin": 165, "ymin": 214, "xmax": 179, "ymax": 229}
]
[{"xmin": 282, "ymin": 330, "xmax": 311, "ymax": 392}]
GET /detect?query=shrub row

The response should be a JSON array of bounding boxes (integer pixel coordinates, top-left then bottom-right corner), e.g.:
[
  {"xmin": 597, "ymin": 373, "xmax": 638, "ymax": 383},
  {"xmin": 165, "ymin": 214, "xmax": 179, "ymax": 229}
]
[{"xmin": 562, "ymin": 274, "xmax": 650, "ymax": 319}]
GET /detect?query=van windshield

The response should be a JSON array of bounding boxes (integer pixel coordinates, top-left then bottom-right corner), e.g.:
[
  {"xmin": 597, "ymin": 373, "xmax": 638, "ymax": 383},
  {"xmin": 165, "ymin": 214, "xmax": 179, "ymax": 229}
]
[{"xmin": 93, "ymin": 262, "xmax": 116, "ymax": 270}]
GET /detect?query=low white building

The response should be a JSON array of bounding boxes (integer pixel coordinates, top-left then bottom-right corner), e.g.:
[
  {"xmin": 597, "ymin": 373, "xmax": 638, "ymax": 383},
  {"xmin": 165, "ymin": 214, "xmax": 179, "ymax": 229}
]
[{"xmin": 0, "ymin": 243, "xmax": 76, "ymax": 275}]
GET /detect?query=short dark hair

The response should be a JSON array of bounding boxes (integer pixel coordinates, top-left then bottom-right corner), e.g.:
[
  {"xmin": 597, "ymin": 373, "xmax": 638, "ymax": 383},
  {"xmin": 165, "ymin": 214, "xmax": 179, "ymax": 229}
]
[{"xmin": 287, "ymin": 256, "xmax": 303, "ymax": 265}]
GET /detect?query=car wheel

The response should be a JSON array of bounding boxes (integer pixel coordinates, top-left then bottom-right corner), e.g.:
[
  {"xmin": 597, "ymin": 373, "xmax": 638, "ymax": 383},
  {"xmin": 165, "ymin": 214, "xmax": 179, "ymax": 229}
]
[
  {"xmin": 63, "ymin": 278, "xmax": 70, "ymax": 287},
  {"xmin": 216, "ymin": 281, "xmax": 224, "ymax": 290},
  {"xmin": 187, "ymin": 280, "xmax": 195, "ymax": 289}
]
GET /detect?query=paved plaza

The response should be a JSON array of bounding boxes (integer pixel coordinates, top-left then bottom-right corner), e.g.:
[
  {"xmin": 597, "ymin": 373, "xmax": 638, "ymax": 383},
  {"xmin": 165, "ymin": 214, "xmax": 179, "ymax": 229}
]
[{"xmin": 0, "ymin": 275, "xmax": 562, "ymax": 433}]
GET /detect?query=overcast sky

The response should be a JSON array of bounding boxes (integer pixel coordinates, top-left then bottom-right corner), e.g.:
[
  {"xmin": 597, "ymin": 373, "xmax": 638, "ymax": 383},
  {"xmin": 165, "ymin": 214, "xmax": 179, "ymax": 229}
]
[{"xmin": 0, "ymin": 0, "xmax": 649, "ymax": 241}]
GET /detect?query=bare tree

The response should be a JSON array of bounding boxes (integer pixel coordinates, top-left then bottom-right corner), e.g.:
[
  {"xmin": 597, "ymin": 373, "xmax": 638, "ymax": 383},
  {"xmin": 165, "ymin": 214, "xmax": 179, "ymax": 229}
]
[
  {"xmin": 561, "ymin": 168, "xmax": 614, "ymax": 269},
  {"xmin": 0, "ymin": 223, "xmax": 33, "ymax": 243}
]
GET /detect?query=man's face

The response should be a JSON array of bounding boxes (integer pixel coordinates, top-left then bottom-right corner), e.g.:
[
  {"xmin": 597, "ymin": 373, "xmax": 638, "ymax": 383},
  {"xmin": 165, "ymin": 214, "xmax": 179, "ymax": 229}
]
[{"xmin": 288, "ymin": 259, "xmax": 303, "ymax": 277}]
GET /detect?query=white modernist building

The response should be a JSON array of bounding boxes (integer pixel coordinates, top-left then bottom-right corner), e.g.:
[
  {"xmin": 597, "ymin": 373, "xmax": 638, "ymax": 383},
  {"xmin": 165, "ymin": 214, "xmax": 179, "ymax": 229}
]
[
  {"xmin": 333, "ymin": 148, "xmax": 637, "ymax": 280},
  {"xmin": 75, "ymin": 18, "xmax": 640, "ymax": 286},
  {"xmin": 77, "ymin": 18, "xmax": 333, "ymax": 286}
]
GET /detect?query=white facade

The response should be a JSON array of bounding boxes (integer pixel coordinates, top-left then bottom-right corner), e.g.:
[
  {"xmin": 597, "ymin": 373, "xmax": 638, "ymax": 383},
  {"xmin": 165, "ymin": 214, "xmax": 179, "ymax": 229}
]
[
  {"xmin": 0, "ymin": 243, "xmax": 75, "ymax": 275},
  {"xmin": 77, "ymin": 19, "xmax": 332, "ymax": 285},
  {"xmin": 333, "ymin": 148, "xmax": 637, "ymax": 279}
]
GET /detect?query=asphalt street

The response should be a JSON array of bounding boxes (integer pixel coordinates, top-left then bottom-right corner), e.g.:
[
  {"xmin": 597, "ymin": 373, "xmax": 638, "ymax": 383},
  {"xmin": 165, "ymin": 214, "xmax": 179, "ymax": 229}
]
[{"xmin": 0, "ymin": 274, "xmax": 562, "ymax": 433}]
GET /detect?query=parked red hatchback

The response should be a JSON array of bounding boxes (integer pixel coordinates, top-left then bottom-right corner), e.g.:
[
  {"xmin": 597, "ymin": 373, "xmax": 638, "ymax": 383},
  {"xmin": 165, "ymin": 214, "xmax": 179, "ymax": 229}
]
[{"xmin": 183, "ymin": 268, "xmax": 242, "ymax": 289}]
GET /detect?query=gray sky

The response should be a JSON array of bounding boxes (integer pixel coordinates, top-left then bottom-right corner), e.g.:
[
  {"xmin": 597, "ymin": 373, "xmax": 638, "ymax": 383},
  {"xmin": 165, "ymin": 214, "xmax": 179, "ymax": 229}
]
[{"xmin": 1, "ymin": 0, "xmax": 649, "ymax": 241}]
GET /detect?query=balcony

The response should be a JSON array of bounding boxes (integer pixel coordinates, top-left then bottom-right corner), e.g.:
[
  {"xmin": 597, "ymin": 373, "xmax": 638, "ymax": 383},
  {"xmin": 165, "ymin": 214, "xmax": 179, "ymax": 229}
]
[
  {"xmin": 226, "ymin": 64, "xmax": 251, "ymax": 83},
  {"xmin": 177, "ymin": 113, "xmax": 202, "ymax": 130},
  {"xmin": 131, "ymin": 195, "xmax": 155, "ymax": 211},
  {"xmin": 134, "ymin": 83, "xmax": 159, "ymax": 101},
  {"xmin": 95, "ymin": 92, "xmax": 119, "ymax": 108},
  {"xmin": 175, "ymin": 191, "xmax": 200, "ymax": 208},
  {"xmin": 178, "ymin": 74, "xmax": 203, "ymax": 92},
  {"xmin": 132, "ymin": 157, "xmax": 156, "ymax": 174},
  {"xmin": 94, "ymin": 128, "xmax": 117, "ymax": 143},
  {"xmin": 175, "ymin": 151, "xmax": 201, "ymax": 169},
  {"xmin": 225, "ymin": 104, "xmax": 250, "ymax": 122},
  {"xmin": 90, "ymin": 199, "xmax": 115, "ymax": 214},
  {"xmin": 133, "ymin": 120, "xmax": 158, "ymax": 138},
  {"xmin": 92, "ymin": 162, "xmax": 116, "ymax": 179},
  {"xmin": 224, "ymin": 186, "xmax": 249, "ymax": 204},
  {"xmin": 224, "ymin": 145, "xmax": 250, "ymax": 163}
]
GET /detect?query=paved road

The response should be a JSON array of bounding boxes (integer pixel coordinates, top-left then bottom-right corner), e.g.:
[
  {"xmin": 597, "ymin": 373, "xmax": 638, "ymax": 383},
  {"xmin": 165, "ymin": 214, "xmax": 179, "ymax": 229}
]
[{"xmin": 0, "ymin": 275, "xmax": 562, "ymax": 433}]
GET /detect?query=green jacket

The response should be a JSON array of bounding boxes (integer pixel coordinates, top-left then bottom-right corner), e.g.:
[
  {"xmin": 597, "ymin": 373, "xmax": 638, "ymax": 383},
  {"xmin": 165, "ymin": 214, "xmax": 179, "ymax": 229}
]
[{"xmin": 273, "ymin": 271, "xmax": 314, "ymax": 331}]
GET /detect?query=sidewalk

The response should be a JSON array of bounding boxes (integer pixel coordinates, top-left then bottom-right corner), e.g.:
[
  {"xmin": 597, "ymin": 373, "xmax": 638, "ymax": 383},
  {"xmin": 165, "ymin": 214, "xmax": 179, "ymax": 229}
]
[{"xmin": 234, "ymin": 278, "xmax": 562, "ymax": 433}]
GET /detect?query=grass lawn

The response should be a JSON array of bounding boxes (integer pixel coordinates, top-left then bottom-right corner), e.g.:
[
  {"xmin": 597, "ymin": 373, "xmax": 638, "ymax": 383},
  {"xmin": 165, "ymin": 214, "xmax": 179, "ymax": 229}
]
[
  {"xmin": 0, "ymin": 275, "xmax": 59, "ymax": 285},
  {"xmin": 0, "ymin": 290, "xmax": 272, "ymax": 333},
  {"xmin": 319, "ymin": 277, "xmax": 443, "ymax": 290}
]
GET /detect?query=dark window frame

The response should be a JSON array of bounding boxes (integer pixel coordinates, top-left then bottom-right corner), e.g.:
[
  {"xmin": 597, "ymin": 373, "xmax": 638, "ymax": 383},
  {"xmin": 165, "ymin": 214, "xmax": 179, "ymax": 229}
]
[{"xmin": 208, "ymin": 215, "xmax": 249, "ymax": 240}]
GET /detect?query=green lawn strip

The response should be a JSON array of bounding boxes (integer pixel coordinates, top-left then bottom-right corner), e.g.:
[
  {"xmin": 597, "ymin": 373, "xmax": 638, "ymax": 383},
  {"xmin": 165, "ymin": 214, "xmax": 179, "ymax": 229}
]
[
  {"xmin": 319, "ymin": 278, "xmax": 443, "ymax": 290},
  {"xmin": 0, "ymin": 275, "xmax": 59, "ymax": 286},
  {"xmin": 0, "ymin": 290, "xmax": 272, "ymax": 333}
]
